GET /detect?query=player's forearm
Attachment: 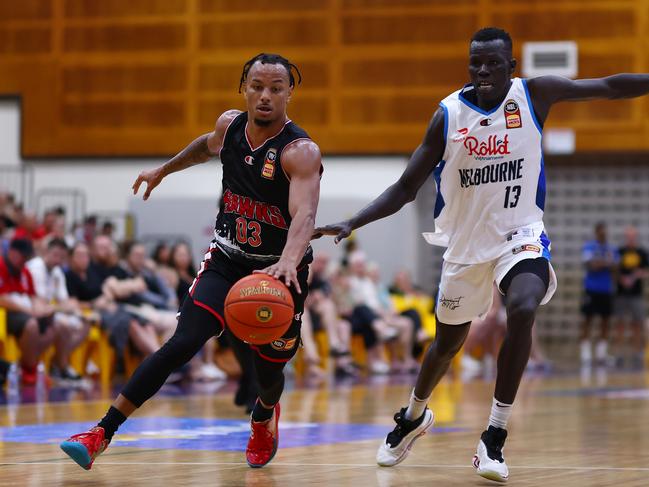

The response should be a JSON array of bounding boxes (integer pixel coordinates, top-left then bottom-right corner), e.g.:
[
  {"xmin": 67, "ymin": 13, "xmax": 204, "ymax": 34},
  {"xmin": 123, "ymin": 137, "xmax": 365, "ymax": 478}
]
[
  {"xmin": 281, "ymin": 209, "xmax": 316, "ymax": 267},
  {"xmin": 161, "ymin": 134, "xmax": 213, "ymax": 177},
  {"xmin": 350, "ymin": 181, "xmax": 414, "ymax": 231},
  {"xmin": 603, "ymin": 74, "xmax": 649, "ymax": 99}
]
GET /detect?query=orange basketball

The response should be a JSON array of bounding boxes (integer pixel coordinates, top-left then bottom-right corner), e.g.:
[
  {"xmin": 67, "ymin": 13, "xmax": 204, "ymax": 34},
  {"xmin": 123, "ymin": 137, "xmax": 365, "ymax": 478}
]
[{"xmin": 224, "ymin": 273, "xmax": 295, "ymax": 345}]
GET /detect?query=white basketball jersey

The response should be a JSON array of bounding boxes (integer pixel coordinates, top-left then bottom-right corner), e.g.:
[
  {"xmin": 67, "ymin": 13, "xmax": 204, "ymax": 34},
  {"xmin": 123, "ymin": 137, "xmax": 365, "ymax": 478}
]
[{"xmin": 424, "ymin": 77, "xmax": 546, "ymax": 264}]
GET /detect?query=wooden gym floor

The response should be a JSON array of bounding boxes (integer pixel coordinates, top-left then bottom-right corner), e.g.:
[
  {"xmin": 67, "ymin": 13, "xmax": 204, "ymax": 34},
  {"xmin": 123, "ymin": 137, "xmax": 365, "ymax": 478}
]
[{"xmin": 1, "ymin": 368, "xmax": 649, "ymax": 486}]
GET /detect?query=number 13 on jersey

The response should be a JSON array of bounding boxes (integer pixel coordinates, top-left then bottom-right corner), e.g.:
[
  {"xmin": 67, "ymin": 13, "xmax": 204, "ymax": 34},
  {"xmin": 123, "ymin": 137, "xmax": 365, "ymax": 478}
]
[{"xmin": 504, "ymin": 185, "xmax": 521, "ymax": 208}]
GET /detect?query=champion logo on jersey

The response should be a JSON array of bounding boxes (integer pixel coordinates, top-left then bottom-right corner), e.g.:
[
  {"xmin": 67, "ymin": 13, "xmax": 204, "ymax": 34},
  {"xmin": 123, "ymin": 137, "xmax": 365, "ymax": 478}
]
[
  {"xmin": 261, "ymin": 148, "xmax": 277, "ymax": 179},
  {"xmin": 480, "ymin": 118, "xmax": 492, "ymax": 126},
  {"xmin": 244, "ymin": 155, "xmax": 254, "ymax": 165}
]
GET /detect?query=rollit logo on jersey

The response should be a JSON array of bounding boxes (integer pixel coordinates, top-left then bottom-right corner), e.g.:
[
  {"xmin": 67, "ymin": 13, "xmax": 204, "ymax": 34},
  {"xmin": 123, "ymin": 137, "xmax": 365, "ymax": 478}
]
[
  {"xmin": 458, "ymin": 158, "xmax": 524, "ymax": 188},
  {"xmin": 244, "ymin": 155, "xmax": 254, "ymax": 165},
  {"xmin": 504, "ymin": 99, "xmax": 522, "ymax": 129},
  {"xmin": 223, "ymin": 189, "xmax": 288, "ymax": 229},
  {"xmin": 464, "ymin": 134, "xmax": 510, "ymax": 159},
  {"xmin": 261, "ymin": 148, "xmax": 277, "ymax": 179}
]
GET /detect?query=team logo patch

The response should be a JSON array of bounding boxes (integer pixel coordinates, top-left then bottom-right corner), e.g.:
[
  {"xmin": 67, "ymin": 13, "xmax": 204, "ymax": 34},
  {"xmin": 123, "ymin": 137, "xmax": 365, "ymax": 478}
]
[
  {"xmin": 512, "ymin": 244, "xmax": 541, "ymax": 255},
  {"xmin": 270, "ymin": 337, "xmax": 298, "ymax": 351},
  {"xmin": 452, "ymin": 127, "xmax": 469, "ymax": 142},
  {"xmin": 504, "ymin": 99, "xmax": 522, "ymax": 129},
  {"xmin": 256, "ymin": 306, "xmax": 273, "ymax": 323},
  {"xmin": 261, "ymin": 148, "xmax": 277, "ymax": 179},
  {"xmin": 244, "ymin": 155, "xmax": 254, "ymax": 165}
]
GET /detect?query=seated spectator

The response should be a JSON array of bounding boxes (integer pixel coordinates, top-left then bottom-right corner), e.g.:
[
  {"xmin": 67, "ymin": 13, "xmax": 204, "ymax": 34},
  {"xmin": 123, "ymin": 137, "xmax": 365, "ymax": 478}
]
[
  {"xmin": 65, "ymin": 237, "xmax": 160, "ymax": 362},
  {"xmin": 0, "ymin": 239, "xmax": 56, "ymax": 384},
  {"xmin": 389, "ymin": 269, "xmax": 437, "ymax": 349},
  {"xmin": 307, "ymin": 253, "xmax": 357, "ymax": 378},
  {"xmin": 150, "ymin": 242, "xmax": 179, "ymax": 297},
  {"xmin": 115, "ymin": 241, "xmax": 178, "ymax": 342},
  {"xmin": 167, "ymin": 241, "xmax": 226, "ymax": 382},
  {"xmin": 27, "ymin": 238, "xmax": 90, "ymax": 383},
  {"xmin": 13, "ymin": 211, "xmax": 47, "ymax": 242},
  {"xmin": 170, "ymin": 242, "xmax": 196, "ymax": 303},
  {"xmin": 365, "ymin": 262, "xmax": 418, "ymax": 373},
  {"xmin": 330, "ymin": 262, "xmax": 391, "ymax": 375}
]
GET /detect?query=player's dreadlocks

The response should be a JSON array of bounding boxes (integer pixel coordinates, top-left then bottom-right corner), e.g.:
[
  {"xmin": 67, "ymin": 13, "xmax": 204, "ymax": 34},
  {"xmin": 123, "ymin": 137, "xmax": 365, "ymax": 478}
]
[{"xmin": 238, "ymin": 53, "xmax": 302, "ymax": 93}]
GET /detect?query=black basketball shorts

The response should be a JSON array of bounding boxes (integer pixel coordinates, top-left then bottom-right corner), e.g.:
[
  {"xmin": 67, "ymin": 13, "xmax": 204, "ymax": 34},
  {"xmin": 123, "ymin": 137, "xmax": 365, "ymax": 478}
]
[{"xmin": 188, "ymin": 246, "xmax": 309, "ymax": 364}]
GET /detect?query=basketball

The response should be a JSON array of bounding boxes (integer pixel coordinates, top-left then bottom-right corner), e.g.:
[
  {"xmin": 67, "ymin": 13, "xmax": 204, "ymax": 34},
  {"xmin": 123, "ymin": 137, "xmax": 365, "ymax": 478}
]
[{"xmin": 224, "ymin": 273, "xmax": 295, "ymax": 345}]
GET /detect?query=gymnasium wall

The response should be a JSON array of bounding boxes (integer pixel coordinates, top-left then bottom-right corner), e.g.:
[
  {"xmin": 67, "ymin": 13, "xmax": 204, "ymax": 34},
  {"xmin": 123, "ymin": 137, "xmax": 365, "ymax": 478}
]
[{"xmin": 1, "ymin": 0, "xmax": 649, "ymax": 157}]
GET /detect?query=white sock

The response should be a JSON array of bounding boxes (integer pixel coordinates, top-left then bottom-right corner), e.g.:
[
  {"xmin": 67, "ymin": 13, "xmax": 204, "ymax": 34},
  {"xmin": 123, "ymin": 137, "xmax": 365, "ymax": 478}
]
[
  {"xmin": 405, "ymin": 389, "xmax": 430, "ymax": 420},
  {"xmin": 488, "ymin": 397, "xmax": 512, "ymax": 430}
]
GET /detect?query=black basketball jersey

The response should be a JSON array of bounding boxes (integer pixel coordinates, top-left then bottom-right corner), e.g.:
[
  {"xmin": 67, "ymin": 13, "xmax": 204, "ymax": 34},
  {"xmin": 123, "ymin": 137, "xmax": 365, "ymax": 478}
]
[{"xmin": 214, "ymin": 111, "xmax": 315, "ymax": 265}]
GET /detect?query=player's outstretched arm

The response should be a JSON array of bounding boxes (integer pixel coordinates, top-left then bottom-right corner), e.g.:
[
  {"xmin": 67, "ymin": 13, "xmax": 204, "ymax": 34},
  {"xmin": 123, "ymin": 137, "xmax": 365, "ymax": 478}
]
[
  {"xmin": 132, "ymin": 109, "xmax": 241, "ymax": 200},
  {"xmin": 313, "ymin": 107, "xmax": 445, "ymax": 243},
  {"xmin": 527, "ymin": 74, "xmax": 649, "ymax": 125},
  {"xmin": 256, "ymin": 139, "xmax": 322, "ymax": 293}
]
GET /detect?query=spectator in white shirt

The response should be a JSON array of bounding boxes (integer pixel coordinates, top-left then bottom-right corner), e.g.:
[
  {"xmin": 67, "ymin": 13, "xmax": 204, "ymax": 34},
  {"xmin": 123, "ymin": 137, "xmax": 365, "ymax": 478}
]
[{"xmin": 27, "ymin": 238, "xmax": 90, "ymax": 383}]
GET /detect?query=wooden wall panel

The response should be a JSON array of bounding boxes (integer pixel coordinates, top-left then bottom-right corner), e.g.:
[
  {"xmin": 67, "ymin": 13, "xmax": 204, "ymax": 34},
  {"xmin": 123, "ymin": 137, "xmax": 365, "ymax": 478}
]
[
  {"xmin": 64, "ymin": 0, "xmax": 187, "ymax": 18},
  {"xmin": 0, "ymin": 0, "xmax": 647, "ymax": 156},
  {"xmin": 0, "ymin": 1, "xmax": 51, "ymax": 21},
  {"xmin": 64, "ymin": 24, "xmax": 187, "ymax": 52},
  {"xmin": 62, "ymin": 65, "xmax": 187, "ymax": 94},
  {"xmin": 199, "ymin": 19, "xmax": 329, "ymax": 49}
]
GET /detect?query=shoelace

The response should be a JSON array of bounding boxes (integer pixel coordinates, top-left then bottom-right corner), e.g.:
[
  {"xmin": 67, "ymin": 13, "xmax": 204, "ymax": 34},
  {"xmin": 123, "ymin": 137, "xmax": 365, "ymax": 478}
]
[{"xmin": 386, "ymin": 409, "xmax": 411, "ymax": 447}]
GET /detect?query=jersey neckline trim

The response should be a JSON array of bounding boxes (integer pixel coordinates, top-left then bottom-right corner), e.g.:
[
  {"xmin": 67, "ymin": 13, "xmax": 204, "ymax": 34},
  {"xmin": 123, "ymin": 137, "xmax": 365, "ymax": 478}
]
[
  {"xmin": 244, "ymin": 117, "xmax": 292, "ymax": 152},
  {"xmin": 458, "ymin": 79, "xmax": 516, "ymax": 116}
]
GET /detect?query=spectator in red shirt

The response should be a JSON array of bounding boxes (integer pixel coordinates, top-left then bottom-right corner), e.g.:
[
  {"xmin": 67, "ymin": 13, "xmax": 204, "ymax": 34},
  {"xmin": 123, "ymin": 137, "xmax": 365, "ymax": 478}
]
[{"xmin": 0, "ymin": 239, "xmax": 56, "ymax": 384}]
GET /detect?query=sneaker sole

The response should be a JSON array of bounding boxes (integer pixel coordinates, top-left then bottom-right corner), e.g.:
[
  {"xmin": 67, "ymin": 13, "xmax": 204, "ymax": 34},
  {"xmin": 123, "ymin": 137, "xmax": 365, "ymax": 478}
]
[
  {"xmin": 377, "ymin": 411, "xmax": 435, "ymax": 467},
  {"xmin": 473, "ymin": 455, "xmax": 508, "ymax": 482},
  {"xmin": 60, "ymin": 441, "xmax": 92, "ymax": 470}
]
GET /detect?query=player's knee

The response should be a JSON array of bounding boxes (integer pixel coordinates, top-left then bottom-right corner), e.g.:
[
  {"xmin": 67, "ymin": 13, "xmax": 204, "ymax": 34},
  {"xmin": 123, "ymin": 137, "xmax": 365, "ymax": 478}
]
[{"xmin": 506, "ymin": 297, "xmax": 538, "ymax": 328}]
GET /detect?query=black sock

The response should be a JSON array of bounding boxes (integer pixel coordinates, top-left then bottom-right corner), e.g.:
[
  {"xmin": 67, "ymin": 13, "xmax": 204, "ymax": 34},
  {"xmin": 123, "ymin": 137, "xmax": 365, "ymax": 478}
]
[
  {"xmin": 97, "ymin": 406, "xmax": 127, "ymax": 442},
  {"xmin": 251, "ymin": 400, "xmax": 274, "ymax": 422}
]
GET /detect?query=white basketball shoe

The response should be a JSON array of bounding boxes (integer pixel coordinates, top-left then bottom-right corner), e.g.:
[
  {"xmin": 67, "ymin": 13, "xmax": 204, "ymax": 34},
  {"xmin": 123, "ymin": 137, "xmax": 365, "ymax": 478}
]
[
  {"xmin": 473, "ymin": 425, "xmax": 509, "ymax": 482},
  {"xmin": 376, "ymin": 407, "xmax": 434, "ymax": 467}
]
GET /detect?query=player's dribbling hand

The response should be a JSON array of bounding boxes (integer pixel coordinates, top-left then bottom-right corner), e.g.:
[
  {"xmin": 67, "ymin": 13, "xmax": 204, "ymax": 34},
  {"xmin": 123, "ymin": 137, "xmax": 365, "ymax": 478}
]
[
  {"xmin": 312, "ymin": 220, "xmax": 353, "ymax": 244},
  {"xmin": 255, "ymin": 260, "xmax": 301, "ymax": 294},
  {"xmin": 132, "ymin": 168, "xmax": 164, "ymax": 200}
]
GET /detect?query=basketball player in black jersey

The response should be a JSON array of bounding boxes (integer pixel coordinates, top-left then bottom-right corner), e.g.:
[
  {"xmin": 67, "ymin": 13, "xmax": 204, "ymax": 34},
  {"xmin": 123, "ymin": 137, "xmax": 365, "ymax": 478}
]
[
  {"xmin": 316, "ymin": 28, "xmax": 649, "ymax": 482},
  {"xmin": 60, "ymin": 53, "xmax": 322, "ymax": 470}
]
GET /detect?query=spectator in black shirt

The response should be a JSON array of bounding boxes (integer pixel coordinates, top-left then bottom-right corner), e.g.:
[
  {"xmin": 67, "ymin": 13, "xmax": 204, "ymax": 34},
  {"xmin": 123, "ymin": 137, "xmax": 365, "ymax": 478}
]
[{"xmin": 614, "ymin": 226, "xmax": 649, "ymax": 368}]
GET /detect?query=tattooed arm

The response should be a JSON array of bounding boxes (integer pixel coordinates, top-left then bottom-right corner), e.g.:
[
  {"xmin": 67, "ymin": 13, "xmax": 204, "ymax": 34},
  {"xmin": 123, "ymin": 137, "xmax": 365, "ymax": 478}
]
[{"xmin": 132, "ymin": 109, "xmax": 241, "ymax": 200}]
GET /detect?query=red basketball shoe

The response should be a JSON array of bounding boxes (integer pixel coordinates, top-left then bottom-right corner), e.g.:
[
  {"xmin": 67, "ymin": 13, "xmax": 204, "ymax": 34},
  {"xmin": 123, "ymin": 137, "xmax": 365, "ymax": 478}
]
[
  {"xmin": 246, "ymin": 403, "xmax": 280, "ymax": 468},
  {"xmin": 60, "ymin": 426, "xmax": 109, "ymax": 470}
]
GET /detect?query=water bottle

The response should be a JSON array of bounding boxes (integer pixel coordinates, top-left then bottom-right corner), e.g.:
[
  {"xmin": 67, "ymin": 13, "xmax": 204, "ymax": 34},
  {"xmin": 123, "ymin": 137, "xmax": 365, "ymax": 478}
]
[
  {"xmin": 7, "ymin": 362, "xmax": 19, "ymax": 403},
  {"xmin": 36, "ymin": 361, "xmax": 46, "ymax": 398}
]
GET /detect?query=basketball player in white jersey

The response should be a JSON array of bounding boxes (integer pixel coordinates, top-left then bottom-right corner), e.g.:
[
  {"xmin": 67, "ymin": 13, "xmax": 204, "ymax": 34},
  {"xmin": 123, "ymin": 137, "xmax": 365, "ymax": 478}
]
[{"xmin": 314, "ymin": 27, "xmax": 649, "ymax": 482}]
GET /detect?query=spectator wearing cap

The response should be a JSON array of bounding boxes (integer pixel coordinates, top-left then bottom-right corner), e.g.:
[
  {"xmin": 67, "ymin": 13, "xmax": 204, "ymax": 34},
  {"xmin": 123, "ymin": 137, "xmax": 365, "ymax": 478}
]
[
  {"xmin": 0, "ymin": 239, "xmax": 56, "ymax": 384},
  {"xmin": 27, "ymin": 238, "xmax": 90, "ymax": 383}
]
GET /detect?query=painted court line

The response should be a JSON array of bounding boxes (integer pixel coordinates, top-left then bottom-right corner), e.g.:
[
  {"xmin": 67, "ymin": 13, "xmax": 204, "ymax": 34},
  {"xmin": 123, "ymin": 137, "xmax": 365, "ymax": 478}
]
[{"xmin": 3, "ymin": 462, "xmax": 649, "ymax": 472}]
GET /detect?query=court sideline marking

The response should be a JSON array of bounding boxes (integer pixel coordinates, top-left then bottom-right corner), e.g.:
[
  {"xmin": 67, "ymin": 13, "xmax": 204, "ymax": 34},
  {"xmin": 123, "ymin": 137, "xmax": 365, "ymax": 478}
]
[{"xmin": 2, "ymin": 462, "xmax": 649, "ymax": 472}]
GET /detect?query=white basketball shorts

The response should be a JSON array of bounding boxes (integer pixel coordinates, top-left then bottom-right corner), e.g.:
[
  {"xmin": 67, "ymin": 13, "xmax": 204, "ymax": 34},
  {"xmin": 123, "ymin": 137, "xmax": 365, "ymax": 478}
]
[{"xmin": 436, "ymin": 228, "xmax": 557, "ymax": 325}]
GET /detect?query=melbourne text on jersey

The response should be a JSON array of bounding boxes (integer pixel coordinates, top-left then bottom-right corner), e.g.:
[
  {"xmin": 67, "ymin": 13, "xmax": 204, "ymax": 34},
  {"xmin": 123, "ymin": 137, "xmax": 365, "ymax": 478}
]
[{"xmin": 458, "ymin": 158, "xmax": 524, "ymax": 189}]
